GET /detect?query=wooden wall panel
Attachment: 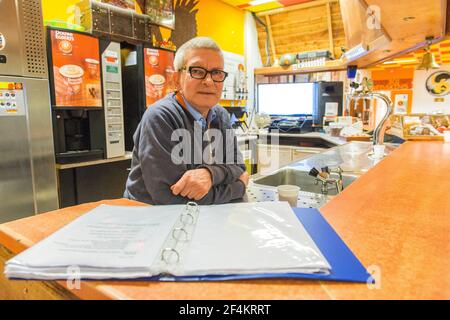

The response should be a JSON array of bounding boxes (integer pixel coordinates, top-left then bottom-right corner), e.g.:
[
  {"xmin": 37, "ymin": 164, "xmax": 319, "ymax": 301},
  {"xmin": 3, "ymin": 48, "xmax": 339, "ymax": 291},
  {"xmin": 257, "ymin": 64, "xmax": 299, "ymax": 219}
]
[
  {"xmin": 447, "ymin": 0, "xmax": 450, "ymax": 37},
  {"xmin": 256, "ymin": 2, "xmax": 345, "ymax": 66}
]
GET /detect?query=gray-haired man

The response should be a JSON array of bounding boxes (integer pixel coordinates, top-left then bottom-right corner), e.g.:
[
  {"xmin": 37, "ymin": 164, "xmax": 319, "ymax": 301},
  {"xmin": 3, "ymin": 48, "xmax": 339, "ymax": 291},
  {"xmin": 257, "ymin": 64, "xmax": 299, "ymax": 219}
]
[{"xmin": 124, "ymin": 37, "xmax": 249, "ymax": 205}]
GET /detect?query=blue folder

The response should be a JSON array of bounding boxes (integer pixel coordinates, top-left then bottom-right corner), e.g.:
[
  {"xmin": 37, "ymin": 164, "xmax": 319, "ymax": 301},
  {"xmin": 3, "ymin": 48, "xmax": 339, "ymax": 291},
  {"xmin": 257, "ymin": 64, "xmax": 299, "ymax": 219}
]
[
  {"xmin": 10, "ymin": 208, "xmax": 371, "ymax": 284},
  {"xmin": 160, "ymin": 208, "xmax": 372, "ymax": 283}
]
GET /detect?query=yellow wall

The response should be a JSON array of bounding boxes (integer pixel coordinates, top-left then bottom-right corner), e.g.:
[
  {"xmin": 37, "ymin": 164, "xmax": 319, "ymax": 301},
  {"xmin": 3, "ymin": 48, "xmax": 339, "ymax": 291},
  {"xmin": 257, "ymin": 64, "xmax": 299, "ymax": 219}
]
[
  {"xmin": 41, "ymin": 0, "xmax": 78, "ymax": 23},
  {"xmin": 195, "ymin": 0, "xmax": 244, "ymax": 55},
  {"xmin": 41, "ymin": 0, "xmax": 245, "ymax": 55}
]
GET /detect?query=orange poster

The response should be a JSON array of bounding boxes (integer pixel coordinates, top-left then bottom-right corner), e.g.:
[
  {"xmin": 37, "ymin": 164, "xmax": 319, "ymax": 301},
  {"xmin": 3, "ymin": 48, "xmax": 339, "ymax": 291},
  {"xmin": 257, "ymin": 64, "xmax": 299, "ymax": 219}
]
[
  {"xmin": 144, "ymin": 48, "xmax": 176, "ymax": 107},
  {"xmin": 49, "ymin": 29, "xmax": 102, "ymax": 107}
]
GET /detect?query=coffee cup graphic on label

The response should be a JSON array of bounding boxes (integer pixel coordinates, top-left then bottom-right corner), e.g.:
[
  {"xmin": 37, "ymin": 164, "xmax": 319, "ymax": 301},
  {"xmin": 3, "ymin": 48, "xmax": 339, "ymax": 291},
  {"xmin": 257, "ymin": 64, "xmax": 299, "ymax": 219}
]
[
  {"xmin": 59, "ymin": 65, "xmax": 84, "ymax": 94},
  {"xmin": 148, "ymin": 74, "xmax": 165, "ymax": 99},
  {"xmin": 149, "ymin": 74, "xmax": 165, "ymax": 86},
  {"xmin": 84, "ymin": 58, "xmax": 100, "ymax": 78},
  {"xmin": 58, "ymin": 40, "xmax": 73, "ymax": 54}
]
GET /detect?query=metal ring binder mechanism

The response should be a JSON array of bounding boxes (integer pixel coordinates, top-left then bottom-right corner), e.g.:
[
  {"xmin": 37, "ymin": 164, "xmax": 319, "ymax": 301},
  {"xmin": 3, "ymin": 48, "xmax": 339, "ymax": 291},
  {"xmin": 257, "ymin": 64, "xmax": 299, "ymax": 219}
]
[
  {"xmin": 161, "ymin": 248, "xmax": 180, "ymax": 264},
  {"xmin": 180, "ymin": 213, "xmax": 195, "ymax": 225},
  {"xmin": 172, "ymin": 227, "xmax": 189, "ymax": 241},
  {"xmin": 160, "ymin": 202, "xmax": 200, "ymax": 264}
]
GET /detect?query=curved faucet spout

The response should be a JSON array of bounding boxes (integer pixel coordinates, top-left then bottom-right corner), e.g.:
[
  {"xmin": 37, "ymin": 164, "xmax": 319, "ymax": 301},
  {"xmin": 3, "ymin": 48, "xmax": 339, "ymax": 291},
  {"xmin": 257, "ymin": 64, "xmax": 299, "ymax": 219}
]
[{"xmin": 348, "ymin": 92, "xmax": 394, "ymax": 145}]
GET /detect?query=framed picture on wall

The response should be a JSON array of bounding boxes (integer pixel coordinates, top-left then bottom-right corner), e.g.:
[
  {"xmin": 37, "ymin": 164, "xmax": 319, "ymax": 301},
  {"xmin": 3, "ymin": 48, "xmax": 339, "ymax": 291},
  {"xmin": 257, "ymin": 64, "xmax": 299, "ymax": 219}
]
[
  {"xmin": 425, "ymin": 71, "xmax": 450, "ymax": 96},
  {"xmin": 145, "ymin": 0, "xmax": 175, "ymax": 30},
  {"xmin": 394, "ymin": 93, "xmax": 408, "ymax": 114}
]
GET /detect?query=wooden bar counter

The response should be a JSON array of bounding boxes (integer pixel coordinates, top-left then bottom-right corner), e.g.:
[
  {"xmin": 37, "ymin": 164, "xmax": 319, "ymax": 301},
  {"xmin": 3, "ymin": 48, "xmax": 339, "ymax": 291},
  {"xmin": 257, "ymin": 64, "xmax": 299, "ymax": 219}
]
[{"xmin": 1, "ymin": 141, "xmax": 449, "ymax": 300}]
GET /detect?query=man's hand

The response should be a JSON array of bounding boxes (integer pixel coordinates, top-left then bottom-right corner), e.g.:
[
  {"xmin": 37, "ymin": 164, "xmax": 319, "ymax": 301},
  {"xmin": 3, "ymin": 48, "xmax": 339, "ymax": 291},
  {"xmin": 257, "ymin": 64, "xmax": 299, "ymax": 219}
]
[
  {"xmin": 170, "ymin": 168, "xmax": 213, "ymax": 201},
  {"xmin": 238, "ymin": 171, "xmax": 249, "ymax": 187}
]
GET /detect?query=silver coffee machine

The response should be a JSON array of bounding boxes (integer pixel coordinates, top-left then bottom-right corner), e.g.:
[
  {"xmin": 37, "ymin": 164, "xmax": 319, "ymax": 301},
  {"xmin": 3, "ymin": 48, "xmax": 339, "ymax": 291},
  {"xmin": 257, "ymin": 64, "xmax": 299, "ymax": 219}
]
[{"xmin": 0, "ymin": 0, "xmax": 58, "ymax": 222}]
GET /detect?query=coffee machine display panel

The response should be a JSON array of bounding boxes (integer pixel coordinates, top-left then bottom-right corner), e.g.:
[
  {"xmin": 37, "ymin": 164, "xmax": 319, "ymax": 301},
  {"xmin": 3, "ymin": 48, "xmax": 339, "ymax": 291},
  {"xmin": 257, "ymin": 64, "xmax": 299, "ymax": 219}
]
[
  {"xmin": 47, "ymin": 28, "xmax": 102, "ymax": 108},
  {"xmin": 101, "ymin": 41, "xmax": 125, "ymax": 158}
]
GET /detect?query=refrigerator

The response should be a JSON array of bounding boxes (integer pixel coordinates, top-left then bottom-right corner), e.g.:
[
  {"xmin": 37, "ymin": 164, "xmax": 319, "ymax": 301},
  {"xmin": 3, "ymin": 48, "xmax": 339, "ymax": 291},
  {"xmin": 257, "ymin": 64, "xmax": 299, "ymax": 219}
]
[{"xmin": 0, "ymin": 0, "xmax": 58, "ymax": 222}]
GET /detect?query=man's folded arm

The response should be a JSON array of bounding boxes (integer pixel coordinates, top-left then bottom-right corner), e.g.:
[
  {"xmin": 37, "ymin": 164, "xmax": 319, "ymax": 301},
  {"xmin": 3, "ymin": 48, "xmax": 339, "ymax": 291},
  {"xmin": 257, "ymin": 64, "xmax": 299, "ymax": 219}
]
[
  {"xmin": 139, "ymin": 110, "xmax": 190, "ymax": 204},
  {"xmin": 196, "ymin": 180, "xmax": 246, "ymax": 205},
  {"xmin": 198, "ymin": 112, "xmax": 246, "ymax": 186},
  {"xmin": 139, "ymin": 109, "xmax": 246, "ymax": 205}
]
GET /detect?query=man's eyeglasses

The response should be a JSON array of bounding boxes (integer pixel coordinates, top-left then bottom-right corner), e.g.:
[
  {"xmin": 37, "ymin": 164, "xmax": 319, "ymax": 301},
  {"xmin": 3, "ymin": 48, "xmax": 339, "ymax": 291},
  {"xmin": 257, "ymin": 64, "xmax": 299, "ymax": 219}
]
[{"xmin": 181, "ymin": 66, "xmax": 228, "ymax": 83}]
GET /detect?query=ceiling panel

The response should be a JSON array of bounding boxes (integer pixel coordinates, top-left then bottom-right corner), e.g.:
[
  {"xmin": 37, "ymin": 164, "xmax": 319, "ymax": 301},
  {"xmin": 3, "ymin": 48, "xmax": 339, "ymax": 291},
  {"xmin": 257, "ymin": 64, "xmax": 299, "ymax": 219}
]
[
  {"xmin": 370, "ymin": 39, "xmax": 450, "ymax": 70},
  {"xmin": 221, "ymin": 0, "xmax": 317, "ymax": 13}
]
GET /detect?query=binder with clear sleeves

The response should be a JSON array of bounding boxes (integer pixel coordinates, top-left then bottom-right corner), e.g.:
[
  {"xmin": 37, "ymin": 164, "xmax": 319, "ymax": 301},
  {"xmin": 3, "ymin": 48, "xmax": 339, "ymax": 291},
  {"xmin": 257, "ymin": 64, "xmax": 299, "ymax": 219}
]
[{"xmin": 5, "ymin": 201, "xmax": 368, "ymax": 282}]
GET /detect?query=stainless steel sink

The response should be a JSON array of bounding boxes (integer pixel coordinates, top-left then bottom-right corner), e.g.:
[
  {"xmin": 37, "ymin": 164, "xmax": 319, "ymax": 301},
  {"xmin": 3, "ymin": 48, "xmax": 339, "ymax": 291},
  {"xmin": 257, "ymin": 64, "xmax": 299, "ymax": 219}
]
[{"xmin": 252, "ymin": 168, "xmax": 359, "ymax": 195}]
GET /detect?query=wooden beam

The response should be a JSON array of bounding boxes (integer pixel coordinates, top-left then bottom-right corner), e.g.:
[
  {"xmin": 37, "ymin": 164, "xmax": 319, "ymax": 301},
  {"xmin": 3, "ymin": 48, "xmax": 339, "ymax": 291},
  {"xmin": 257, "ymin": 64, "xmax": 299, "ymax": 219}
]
[
  {"xmin": 256, "ymin": 0, "xmax": 338, "ymax": 17},
  {"xmin": 254, "ymin": 60, "xmax": 347, "ymax": 76},
  {"xmin": 265, "ymin": 15, "xmax": 277, "ymax": 65},
  {"xmin": 326, "ymin": 2, "xmax": 335, "ymax": 58},
  {"xmin": 446, "ymin": 0, "xmax": 450, "ymax": 37}
]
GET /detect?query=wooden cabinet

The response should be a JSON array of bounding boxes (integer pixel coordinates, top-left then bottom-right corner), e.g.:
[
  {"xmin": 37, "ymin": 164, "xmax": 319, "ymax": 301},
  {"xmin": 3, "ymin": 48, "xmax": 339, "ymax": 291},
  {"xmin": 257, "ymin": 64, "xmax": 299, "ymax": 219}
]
[{"xmin": 57, "ymin": 159, "xmax": 131, "ymax": 208}]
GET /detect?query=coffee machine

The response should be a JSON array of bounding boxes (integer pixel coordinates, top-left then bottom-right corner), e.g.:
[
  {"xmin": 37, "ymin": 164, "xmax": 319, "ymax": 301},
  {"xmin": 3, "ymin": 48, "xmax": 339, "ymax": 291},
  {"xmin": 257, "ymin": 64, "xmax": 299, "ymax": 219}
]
[
  {"xmin": 122, "ymin": 45, "xmax": 175, "ymax": 150},
  {"xmin": 47, "ymin": 28, "xmax": 125, "ymax": 163}
]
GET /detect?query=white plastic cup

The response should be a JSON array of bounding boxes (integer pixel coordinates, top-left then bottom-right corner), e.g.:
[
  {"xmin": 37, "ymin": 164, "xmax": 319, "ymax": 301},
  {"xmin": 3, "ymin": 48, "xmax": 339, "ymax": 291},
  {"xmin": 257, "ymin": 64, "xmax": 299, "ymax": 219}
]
[
  {"xmin": 443, "ymin": 131, "xmax": 450, "ymax": 143},
  {"xmin": 373, "ymin": 144, "xmax": 386, "ymax": 158},
  {"xmin": 277, "ymin": 185, "xmax": 300, "ymax": 207}
]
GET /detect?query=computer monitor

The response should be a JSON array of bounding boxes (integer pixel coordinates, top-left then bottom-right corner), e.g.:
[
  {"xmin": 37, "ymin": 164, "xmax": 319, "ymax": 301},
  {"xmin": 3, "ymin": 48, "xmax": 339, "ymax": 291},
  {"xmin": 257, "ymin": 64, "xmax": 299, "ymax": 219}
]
[{"xmin": 257, "ymin": 83, "xmax": 315, "ymax": 116}]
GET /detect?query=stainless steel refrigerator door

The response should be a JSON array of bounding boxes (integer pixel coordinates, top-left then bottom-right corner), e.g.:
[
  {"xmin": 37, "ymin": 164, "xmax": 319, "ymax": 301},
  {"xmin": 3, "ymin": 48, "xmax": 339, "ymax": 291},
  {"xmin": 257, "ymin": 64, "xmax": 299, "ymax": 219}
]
[
  {"xmin": 0, "ymin": 76, "xmax": 58, "ymax": 223},
  {"xmin": 0, "ymin": 0, "xmax": 47, "ymax": 78}
]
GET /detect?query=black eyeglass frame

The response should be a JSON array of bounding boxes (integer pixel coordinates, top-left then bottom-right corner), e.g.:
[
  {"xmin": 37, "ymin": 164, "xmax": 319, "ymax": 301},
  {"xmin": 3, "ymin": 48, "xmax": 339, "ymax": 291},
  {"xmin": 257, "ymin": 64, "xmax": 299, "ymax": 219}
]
[{"xmin": 180, "ymin": 66, "xmax": 228, "ymax": 83}]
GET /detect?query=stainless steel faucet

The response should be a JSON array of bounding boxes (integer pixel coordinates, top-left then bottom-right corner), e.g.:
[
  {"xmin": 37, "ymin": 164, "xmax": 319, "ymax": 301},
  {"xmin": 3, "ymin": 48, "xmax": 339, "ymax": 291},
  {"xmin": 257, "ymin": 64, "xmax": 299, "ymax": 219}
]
[
  {"xmin": 347, "ymin": 92, "xmax": 394, "ymax": 146},
  {"xmin": 309, "ymin": 166, "xmax": 344, "ymax": 195}
]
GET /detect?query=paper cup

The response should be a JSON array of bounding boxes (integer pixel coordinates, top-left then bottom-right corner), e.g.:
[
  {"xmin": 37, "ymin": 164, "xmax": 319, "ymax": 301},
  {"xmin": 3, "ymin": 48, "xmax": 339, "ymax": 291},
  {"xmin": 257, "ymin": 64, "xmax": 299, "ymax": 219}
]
[
  {"xmin": 443, "ymin": 131, "xmax": 450, "ymax": 143},
  {"xmin": 372, "ymin": 144, "xmax": 386, "ymax": 158},
  {"xmin": 277, "ymin": 185, "xmax": 300, "ymax": 207}
]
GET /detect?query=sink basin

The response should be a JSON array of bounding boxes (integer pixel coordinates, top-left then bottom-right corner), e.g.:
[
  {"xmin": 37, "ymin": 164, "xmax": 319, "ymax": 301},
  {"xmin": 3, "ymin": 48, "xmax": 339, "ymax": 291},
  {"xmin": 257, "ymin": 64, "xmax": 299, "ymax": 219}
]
[{"xmin": 252, "ymin": 168, "xmax": 359, "ymax": 195}]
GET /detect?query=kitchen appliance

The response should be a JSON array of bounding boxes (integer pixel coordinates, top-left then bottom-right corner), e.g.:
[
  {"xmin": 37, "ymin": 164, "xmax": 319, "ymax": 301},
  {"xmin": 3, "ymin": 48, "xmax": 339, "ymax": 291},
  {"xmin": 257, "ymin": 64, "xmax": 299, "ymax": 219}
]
[
  {"xmin": 122, "ymin": 45, "xmax": 175, "ymax": 150},
  {"xmin": 47, "ymin": 27, "xmax": 125, "ymax": 163},
  {"xmin": 0, "ymin": 0, "xmax": 58, "ymax": 222},
  {"xmin": 312, "ymin": 82, "xmax": 344, "ymax": 126}
]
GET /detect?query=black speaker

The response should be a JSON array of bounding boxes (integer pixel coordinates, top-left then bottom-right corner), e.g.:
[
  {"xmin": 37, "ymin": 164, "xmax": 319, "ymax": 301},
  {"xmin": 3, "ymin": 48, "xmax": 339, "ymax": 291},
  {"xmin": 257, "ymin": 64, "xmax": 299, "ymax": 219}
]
[{"xmin": 313, "ymin": 82, "xmax": 343, "ymax": 126}]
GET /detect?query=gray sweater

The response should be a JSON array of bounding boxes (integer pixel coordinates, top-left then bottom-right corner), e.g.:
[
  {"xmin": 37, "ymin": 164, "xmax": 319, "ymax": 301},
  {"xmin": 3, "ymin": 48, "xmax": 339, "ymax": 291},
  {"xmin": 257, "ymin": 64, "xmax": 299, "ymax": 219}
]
[{"xmin": 124, "ymin": 93, "xmax": 246, "ymax": 205}]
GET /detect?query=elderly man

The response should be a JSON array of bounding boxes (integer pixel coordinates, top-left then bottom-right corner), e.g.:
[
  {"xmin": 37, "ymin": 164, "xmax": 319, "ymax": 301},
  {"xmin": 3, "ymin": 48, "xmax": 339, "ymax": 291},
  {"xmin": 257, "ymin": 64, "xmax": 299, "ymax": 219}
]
[{"xmin": 124, "ymin": 37, "xmax": 249, "ymax": 205}]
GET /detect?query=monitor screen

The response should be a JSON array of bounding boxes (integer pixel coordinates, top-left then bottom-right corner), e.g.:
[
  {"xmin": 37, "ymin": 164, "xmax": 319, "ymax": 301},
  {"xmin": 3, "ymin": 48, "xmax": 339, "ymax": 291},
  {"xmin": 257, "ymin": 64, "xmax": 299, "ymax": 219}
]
[
  {"xmin": 143, "ymin": 48, "xmax": 176, "ymax": 108},
  {"xmin": 257, "ymin": 83, "xmax": 315, "ymax": 116},
  {"xmin": 48, "ymin": 29, "xmax": 102, "ymax": 108}
]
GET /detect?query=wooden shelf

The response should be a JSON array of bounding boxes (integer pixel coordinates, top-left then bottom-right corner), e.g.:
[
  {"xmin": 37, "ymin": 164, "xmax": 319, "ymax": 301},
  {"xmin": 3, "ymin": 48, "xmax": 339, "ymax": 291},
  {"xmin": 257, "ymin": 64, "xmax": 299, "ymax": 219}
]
[
  {"xmin": 404, "ymin": 136, "xmax": 444, "ymax": 141},
  {"xmin": 254, "ymin": 60, "xmax": 347, "ymax": 76},
  {"xmin": 55, "ymin": 152, "xmax": 132, "ymax": 170}
]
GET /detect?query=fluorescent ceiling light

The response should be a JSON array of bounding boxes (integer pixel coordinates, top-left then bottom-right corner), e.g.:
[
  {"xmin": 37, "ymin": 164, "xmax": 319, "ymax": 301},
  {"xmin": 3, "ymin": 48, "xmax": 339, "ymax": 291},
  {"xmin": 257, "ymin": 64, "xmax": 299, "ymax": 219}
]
[
  {"xmin": 249, "ymin": 0, "xmax": 275, "ymax": 6},
  {"xmin": 383, "ymin": 59, "xmax": 417, "ymax": 65}
]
